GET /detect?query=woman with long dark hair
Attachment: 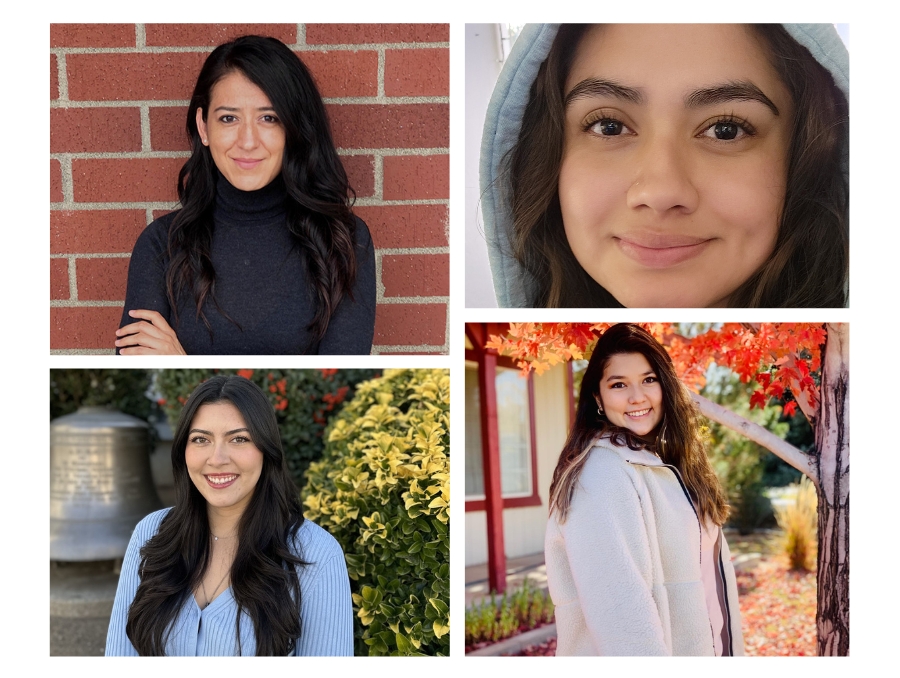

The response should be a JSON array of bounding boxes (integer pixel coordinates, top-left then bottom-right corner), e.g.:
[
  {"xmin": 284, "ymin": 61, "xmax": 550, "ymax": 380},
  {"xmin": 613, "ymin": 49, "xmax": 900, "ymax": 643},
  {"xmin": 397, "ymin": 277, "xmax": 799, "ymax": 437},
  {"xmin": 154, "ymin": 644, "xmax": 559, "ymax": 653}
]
[
  {"xmin": 115, "ymin": 35, "xmax": 375, "ymax": 354},
  {"xmin": 105, "ymin": 375, "xmax": 352, "ymax": 655},
  {"xmin": 545, "ymin": 324, "xmax": 742, "ymax": 655},
  {"xmin": 480, "ymin": 24, "xmax": 848, "ymax": 308}
]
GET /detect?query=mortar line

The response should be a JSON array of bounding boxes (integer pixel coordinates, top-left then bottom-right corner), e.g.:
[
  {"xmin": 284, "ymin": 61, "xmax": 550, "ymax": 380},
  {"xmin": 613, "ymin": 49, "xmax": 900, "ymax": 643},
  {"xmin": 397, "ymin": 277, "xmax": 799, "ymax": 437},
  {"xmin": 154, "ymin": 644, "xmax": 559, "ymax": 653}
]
[
  {"xmin": 135, "ymin": 24, "xmax": 146, "ymax": 49},
  {"xmin": 67, "ymin": 257, "xmax": 77, "ymax": 301},
  {"xmin": 374, "ymin": 251, "xmax": 385, "ymax": 302},
  {"xmin": 140, "ymin": 105, "xmax": 152, "ymax": 152},
  {"xmin": 377, "ymin": 48, "xmax": 385, "ymax": 99},
  {"xmin": 57, "ymin": 53, "xmax": 69, "ymax": 101}
]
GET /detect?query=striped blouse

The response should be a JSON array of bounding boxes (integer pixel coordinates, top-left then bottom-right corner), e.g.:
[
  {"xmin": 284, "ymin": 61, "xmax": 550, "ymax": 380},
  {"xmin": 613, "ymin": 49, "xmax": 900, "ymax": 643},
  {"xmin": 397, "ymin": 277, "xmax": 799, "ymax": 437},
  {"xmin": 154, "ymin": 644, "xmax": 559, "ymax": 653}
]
[{"xmin": 105, "ymin": 508, "xmax": 354, "ymax": 656}]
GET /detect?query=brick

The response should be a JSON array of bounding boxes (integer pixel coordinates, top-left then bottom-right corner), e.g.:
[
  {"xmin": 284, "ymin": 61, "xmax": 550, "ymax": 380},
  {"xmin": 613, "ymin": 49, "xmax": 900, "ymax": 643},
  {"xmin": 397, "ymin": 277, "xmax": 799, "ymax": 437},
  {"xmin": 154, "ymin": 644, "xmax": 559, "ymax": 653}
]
[
  {"xmin": 153, "ymin": 209, "xmax": 176, "ymax": 220},
  {"xmin": 373, "ymin": 303, "xmax": 445, "ymax": 345},
  {"xmin": 382, "ymin": 155, "xmax": 448, "ymax": 200},
  {"xmin": 76, "ymin": 258, "xmax": 130, "ymax": 301},
  {"xmin": 382, "ymin": 254, "xmax": 449, "ymax": 297},
  {"xmin": 51, "ymin": 210, "xmax": 148, "ymax": 254},
  {"xmin": 51, "ymin": 306, "xmax": 122, "ymax": 350},
  {"xmin": 51, "ymin": 159, "xmax": 63, "ymax": 203},
  {"xmin": 341, "ymin": 155, "xmax": 374, "ymax": 198},
  {"xmin": 353, "ymin": 204, "xmax": 447, "ymax": 248},
  {"xmin": 67, "ymin": 52, "xmax": 208, "ymax": 101},
  {"xmin": 72, "ymin": 158, "xmax": 184, "ymax": 202},
  {"xmin": 50, "ymin": 24, "xmax": 135, "ymax": 48},
  {"xmin": 306, "ymin": 24, "xmax": 448, "ymax": 45},
  {"xmin": 150, "ymin": 106, "xmax": 190, "ymax": 151},
  {"xmin": 385, "ymin": 48, "xmax": 449, "ymax": 97},
  {"xmin": 51, "ymin": 259, "xmax": 70, "ymax": 300},
  {"xmin": 51, "ymin": 54, "xmax": 58, "ymax": 100},
  {"xmin": 51, "ymin": 107, "xmax": 142, "ymax": 153},
  {"xmin": 327, "ymin": 104, "xmax": 448, "ymax": 149},
  {"xmin": 300, "ymin": 50, "xmax": 378, "ymax": 98},
  {"xmin": 145, "ymin": 24, "xmax": 296, "ymax": 47}
]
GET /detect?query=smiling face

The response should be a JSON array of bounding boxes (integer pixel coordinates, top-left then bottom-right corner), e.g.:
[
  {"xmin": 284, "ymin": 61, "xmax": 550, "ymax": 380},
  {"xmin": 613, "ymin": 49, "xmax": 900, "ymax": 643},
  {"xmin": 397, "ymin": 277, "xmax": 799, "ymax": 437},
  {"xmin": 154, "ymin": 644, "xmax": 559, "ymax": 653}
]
[
  {"xmin": 196, "ymin": 70, "xmax": 285, "ymax": 192},
  {"xmin": 185, "ymin": 401, "xmax": 264, "ymax": 517},
  {"xmin": 559, "ymin": 24, "xmax": 793, "ymax": 307},
  {"xmin": 596, "ymin": 352, "xmax": 664, "ymax": 437}
]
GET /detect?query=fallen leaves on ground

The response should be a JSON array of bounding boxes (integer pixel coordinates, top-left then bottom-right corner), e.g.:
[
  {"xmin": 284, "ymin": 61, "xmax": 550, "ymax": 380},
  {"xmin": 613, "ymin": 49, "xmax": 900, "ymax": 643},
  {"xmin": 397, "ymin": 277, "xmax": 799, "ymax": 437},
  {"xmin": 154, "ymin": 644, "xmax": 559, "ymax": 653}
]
[{"xmin": 736, "ymin": 558, "xmax": 817, "ymax": 656}]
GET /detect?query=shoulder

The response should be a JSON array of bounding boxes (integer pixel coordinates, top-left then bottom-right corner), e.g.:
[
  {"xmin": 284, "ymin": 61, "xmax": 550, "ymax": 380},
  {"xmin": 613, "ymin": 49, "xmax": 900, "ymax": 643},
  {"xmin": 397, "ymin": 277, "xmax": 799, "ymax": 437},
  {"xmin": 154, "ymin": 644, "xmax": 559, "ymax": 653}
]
[
  {"xmin": 579, "ymin": 439, "xmax": 636, "ymax": 487},
  {"xmin": 292, "ymin": 518, "xmax": 345, "ymax": 564},
  {"xmin": 131, "ymin": 210, "xmax": 179, "ymax": 256},
  {"xmin": 352, "ymin": 215, "xmax": 374, "ymax": 250},
  {"xmin": 131, "ymin": 507, "xmax": 173, "ymax": 543}
]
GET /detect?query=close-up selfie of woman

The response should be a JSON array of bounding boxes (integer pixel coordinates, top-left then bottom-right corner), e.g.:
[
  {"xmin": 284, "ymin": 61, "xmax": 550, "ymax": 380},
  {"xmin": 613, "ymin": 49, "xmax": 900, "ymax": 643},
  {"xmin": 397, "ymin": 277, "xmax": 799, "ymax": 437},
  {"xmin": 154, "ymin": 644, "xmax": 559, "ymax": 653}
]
[{"xmin": 473, "ymin": 24, "xmax": 849, "ymax": 308}]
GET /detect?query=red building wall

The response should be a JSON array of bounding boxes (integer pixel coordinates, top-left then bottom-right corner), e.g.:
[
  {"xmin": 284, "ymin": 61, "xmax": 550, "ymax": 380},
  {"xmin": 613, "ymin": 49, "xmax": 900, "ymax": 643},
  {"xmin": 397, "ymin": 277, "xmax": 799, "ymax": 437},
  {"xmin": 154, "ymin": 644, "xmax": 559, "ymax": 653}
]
[{"xmin": 50, "ymin": 23, "xmax": 449, "ymax": 354}]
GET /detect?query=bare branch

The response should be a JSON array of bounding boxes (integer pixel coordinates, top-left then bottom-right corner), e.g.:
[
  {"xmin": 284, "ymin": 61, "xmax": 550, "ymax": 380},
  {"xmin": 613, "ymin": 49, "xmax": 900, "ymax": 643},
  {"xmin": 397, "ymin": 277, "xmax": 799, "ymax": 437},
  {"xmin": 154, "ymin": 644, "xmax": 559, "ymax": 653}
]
[{"xmin": 691, "ymin": 391, "xmax": 814, "ymax": 481}]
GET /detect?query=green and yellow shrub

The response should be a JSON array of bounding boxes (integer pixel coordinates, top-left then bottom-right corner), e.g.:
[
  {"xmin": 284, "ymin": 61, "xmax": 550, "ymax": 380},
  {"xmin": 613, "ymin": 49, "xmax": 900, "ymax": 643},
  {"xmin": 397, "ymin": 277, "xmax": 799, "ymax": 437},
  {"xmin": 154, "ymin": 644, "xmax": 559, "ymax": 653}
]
[
  {"xmin": 303, "ymin": 369, "xmax": 450, "ymax": 656},
  {"xmin": 775, "ymin": 475, "xmax": 818, "ymax": 571}
]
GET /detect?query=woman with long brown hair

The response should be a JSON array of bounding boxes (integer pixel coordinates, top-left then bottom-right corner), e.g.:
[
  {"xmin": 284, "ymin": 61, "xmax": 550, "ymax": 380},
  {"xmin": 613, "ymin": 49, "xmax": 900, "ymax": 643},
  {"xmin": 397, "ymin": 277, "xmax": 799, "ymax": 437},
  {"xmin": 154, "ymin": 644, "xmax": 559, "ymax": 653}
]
[
  {"xmin": 115, "ymin": 35, "xmax": 375, "ymax": 355},
  {"xmin": 545, "ymin": 323, "xmax": 742, "ymax": 655},
  {"xmin": 105, "ymin": 375, "xmax": 352, "ymax": 655},
  {"xmin": 480, "ymin": 24, "xmax": 848, "ymax": 308}
]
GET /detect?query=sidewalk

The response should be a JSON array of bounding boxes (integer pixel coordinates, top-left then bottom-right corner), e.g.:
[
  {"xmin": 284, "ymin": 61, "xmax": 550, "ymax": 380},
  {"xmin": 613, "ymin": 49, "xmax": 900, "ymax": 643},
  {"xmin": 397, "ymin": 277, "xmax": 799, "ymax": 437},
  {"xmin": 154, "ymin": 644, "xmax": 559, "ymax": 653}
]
[{"xmin": 465, "ymin": 552, "xmax": 548, "ymax": 609}]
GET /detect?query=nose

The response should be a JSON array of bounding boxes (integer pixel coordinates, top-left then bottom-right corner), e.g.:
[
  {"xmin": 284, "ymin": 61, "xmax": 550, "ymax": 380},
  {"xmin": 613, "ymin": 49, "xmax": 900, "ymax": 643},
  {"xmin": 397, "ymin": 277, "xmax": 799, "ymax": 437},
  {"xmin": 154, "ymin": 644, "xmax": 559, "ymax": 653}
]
[
  {"xmin": 209, "ymin": 440, "xmax": 230, "ymax": 466},
  {"xmin": 237, "ymin": 120, "xmax": 260, "ymax": 150},
  {"xmin": 628, "ymin": 385, "xmax": 648, "ymax": 404},
  {"xmin": 625, "ymin": 134, "xmax": 699, "ymax": 215}
]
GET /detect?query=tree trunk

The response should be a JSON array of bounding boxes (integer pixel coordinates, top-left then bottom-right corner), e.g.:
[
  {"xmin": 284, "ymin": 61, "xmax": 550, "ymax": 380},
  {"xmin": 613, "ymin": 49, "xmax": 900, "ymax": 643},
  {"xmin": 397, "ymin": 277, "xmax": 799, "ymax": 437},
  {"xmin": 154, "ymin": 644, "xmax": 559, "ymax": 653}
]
[{"xmin": 814, "ymin": 323, "xmax": 849, "ymax": 656}]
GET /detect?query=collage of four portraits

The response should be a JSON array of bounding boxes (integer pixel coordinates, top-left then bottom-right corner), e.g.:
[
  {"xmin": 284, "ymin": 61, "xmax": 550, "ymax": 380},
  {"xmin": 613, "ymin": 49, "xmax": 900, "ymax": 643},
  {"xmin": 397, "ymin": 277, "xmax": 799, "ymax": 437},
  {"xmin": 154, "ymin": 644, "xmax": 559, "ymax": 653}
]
[{"xmin": 48, "ymin": 22, "xmax": 851, "ymax": 660}]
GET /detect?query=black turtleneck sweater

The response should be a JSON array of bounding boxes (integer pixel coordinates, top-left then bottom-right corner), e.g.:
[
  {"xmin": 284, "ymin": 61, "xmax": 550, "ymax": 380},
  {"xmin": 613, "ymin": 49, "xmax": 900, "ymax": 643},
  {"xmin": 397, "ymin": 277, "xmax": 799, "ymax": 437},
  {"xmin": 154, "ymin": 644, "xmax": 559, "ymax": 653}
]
[{"xmin": 118, "ymin": 174, "xmax": 376, "ymax": 355}]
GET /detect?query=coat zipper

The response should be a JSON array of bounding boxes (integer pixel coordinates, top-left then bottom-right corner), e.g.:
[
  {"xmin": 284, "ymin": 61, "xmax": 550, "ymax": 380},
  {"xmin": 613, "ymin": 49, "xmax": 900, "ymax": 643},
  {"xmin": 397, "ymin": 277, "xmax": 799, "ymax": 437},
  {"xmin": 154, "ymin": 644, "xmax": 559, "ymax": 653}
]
[{"xmin": 627, "ymin": 459, "xmax": 734, "ymax": 656}]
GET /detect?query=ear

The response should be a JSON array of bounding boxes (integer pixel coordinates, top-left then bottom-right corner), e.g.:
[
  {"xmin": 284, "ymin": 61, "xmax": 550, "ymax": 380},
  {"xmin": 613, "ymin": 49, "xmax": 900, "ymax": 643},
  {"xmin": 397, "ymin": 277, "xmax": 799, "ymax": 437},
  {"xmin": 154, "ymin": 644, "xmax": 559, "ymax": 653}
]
[
  {"xmin": 593, "ymin": 393, "xmax": 603, "ymax": 411},
  {"xmin": 196, "ymin": 108, "xmax": 209, "ymax": 146}
]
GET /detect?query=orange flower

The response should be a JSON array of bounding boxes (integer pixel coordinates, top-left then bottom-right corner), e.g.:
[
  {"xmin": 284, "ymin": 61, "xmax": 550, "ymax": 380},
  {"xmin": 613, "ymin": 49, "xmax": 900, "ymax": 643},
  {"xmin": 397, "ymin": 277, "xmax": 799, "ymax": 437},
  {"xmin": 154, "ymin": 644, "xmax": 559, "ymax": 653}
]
[{"xmin": 236, "ymin": 369, "xmax": 254, "ymax": 380}]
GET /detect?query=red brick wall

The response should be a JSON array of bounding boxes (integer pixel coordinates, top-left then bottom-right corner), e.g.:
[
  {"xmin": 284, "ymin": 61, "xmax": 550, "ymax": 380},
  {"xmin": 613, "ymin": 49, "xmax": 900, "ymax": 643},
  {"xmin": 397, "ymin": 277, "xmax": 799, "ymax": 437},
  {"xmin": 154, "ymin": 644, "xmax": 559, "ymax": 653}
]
[{"xmin": 50, "ymin": 23, "xmax": 449, "ymax": 354}]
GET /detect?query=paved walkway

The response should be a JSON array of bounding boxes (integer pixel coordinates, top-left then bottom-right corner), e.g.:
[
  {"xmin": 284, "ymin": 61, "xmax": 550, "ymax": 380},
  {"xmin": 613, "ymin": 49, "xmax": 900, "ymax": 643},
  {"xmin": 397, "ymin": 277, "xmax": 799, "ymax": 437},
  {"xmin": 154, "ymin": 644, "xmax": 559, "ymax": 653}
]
[{"xmin": 465, "ymin": 552, "xmax": 548, "ymax": 609}]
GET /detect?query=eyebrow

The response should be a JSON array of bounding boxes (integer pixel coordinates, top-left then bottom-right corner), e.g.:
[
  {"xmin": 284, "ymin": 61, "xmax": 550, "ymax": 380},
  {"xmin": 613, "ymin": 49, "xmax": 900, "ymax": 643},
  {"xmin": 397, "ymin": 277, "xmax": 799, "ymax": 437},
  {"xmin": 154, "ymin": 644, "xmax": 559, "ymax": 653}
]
[
  {"xmin": 565, "ymin": 78, "xmax": 644, "ymax": 108},
  {"xmin": 564, "ymin": 77, "xmax": 779, "ymax": 116},
  {"xmin": 685, "ymin": 81, "xmax": 779, "ymax": 116},
  {"xmin": 189, "ymin": 427, "xmax": 250, "ymax": 436},
  {"xmin": 605, "ymin": 371, "xmax": 656, "ymax": 382},
  {"xmin": 212, "ymin": 106, "xmax": 277, "ymax": 113}
]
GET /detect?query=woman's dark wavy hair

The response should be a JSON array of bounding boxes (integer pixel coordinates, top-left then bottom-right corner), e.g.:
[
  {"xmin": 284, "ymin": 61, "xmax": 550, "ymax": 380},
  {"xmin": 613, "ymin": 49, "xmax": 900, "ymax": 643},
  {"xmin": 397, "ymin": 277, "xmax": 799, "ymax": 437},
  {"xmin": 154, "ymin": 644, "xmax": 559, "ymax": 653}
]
[
  {"xmin": 125, "ymin": 375, "xmax": 306, "ymax": 655},
  {"xmin": 508, "ymin": 24, "xmax": 848, "ymax": 308},
  {"xmin": 549, "ymin": 324, "xmax": 729, "ymax": 525},
  {"xmin": 166, "ymin": 35, "xmax": 358, "ymax": 346}
]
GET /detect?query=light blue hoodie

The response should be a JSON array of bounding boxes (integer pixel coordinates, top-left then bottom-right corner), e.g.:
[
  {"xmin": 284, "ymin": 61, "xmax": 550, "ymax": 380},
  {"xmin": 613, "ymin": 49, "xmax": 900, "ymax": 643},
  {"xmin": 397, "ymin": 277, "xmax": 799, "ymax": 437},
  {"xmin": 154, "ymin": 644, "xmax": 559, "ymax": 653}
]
[{"xmin": 479, "ymin": 24, "xmax": 849, "ymax": 308}]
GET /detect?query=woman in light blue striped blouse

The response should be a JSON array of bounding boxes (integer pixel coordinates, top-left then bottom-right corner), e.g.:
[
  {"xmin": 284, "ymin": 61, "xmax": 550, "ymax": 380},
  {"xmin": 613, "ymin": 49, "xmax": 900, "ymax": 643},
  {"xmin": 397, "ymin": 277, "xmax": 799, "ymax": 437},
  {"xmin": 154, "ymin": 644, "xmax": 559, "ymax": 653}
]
[{"xmin": 105, "ymin": 375, "xmax": 353, "ymax": 656}]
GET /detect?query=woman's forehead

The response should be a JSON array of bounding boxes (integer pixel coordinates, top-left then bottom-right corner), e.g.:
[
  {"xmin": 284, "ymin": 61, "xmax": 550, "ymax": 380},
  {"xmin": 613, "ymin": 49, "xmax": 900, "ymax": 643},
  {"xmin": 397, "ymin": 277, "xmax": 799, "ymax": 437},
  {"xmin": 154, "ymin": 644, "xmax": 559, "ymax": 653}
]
[{"xmin": 565, "ymin": 24, "xmax": 784, "ymax": 105}]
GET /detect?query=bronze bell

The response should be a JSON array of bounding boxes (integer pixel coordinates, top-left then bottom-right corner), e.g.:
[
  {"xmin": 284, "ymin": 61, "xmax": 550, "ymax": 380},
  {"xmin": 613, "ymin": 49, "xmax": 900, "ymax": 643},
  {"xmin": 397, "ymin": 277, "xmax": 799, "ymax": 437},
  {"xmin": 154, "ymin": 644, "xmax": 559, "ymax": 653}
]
[{"xmin": 50, "ymin": 407, "xmax": 163, "ymax": 561}]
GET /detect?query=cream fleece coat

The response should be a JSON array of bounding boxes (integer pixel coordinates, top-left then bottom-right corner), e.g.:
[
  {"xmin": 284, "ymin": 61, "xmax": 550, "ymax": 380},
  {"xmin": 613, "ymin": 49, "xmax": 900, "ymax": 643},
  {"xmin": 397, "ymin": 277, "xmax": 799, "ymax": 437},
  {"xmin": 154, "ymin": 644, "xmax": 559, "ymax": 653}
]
[{"xmin": 545, "ymin": 438, "xmax": 745, "ymax": 656}]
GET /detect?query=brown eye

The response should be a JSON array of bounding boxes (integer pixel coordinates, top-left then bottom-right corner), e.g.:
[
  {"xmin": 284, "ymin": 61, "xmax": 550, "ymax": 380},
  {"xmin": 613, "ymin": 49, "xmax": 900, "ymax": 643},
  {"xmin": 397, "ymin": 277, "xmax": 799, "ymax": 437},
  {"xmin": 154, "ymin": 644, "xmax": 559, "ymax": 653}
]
[{"xmin": 589, "ymin": 118, "xmax": 633, "ymax": 136}]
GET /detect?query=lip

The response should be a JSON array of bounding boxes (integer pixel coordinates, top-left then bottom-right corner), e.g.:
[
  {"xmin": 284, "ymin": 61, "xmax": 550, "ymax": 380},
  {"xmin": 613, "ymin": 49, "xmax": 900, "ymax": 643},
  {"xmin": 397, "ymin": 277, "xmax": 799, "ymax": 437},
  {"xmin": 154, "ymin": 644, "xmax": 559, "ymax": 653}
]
[
  {"xmin": 625, "ymin": 408, "xmax": 652, "ymax": 418},
  {"xmin": 205, "ymin": 474, "xmax": 238, "ymax": 489},
  {"xmin": 232, "ymin": 157, "xmax": 263, "ymax": 170},
  {"xmin": 615, "ymin": 234, "xmax": 713, "ymax": 269}
]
